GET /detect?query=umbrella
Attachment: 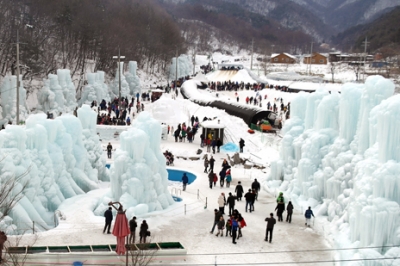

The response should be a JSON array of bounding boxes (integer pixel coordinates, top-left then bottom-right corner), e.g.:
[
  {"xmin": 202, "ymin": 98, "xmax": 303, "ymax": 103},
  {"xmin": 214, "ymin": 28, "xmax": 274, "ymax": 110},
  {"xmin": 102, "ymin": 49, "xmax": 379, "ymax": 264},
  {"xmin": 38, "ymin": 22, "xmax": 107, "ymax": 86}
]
[{"xmin": 110, "ymin": 202, "xmax": 130, "ymax": 255}]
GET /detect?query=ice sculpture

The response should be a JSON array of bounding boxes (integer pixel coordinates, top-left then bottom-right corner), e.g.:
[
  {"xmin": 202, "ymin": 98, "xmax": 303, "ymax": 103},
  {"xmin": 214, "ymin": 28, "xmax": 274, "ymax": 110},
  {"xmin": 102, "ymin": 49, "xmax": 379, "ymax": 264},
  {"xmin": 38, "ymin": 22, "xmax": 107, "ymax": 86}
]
[
  {"xmin": 77, "ymin": 104, "xmax": 109, "ymax": 181},
  {"xmin": 0, "ymin": 75, "xmax": 29, "ymax": 123},
  {"xmin": 95, "ymin": 112, "xmax": 174, "ymax": 218},
  {"xmin": 125, "ymin": 61, "xmax": 141, "ymax": 96},
  {"xmin": 169, "ymin": 54, "xmax": 193, "ymax": 81},
  {"xmin": 268, "ymin": 76, "xmax": 399, "ymax": 263},
  {"xmin": 79, "ymin": 71, "xmax": 110, "ymax": 105},
  {"xmin": 57, "ymin": 69, "xmax": 77, "ymax": 112},
  {"xmin": 0, "ymin": 106, "xmax": 105, "ymax": 234},
  {"xmin": 37, "ymin": 70, "xmax": 78, "ymax": 116},
  {"xmin": 110, "ymin": 62, "xmax": 130, "ymax": 99}
]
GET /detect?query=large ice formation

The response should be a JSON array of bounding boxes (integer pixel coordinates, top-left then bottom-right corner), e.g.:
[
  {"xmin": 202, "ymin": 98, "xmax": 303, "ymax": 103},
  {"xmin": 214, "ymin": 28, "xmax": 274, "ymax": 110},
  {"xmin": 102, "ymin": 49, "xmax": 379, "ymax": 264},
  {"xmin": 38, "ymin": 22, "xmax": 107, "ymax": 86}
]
[
  {"xmin": 169, "ymin": 54, "xmax": 193, "ymax": 81},
  {"xmin": 0, "ymin": 75, "xmax": 29, "ymax": 123},
  {"xmin": 79, "ymin": 71, "xmax": 110, "ymax": 106},
  {"xmin": 57, "ymin": 69, "xmax": 77, "ymax": 112},
  {"xmin": 125, "ymin": 61, "xmax": 141, "ymax": 96},
  {"xmin": 95, "ymin": 111, "xmax": 174, "ymax": 218},
  {"xmin": 0, "ymin": 105, "xmax": 106, "ymax": 234},
  {"xmin": 110, "ymin": 62, "xmax": 130, "ymax": 99},
  {"xmin": 268, "ymin": 76, "xmax": 400, "ymax": 264},
  {"xmin": 37, "ymin": 70, "xmax": 78, "ymax": 116}
]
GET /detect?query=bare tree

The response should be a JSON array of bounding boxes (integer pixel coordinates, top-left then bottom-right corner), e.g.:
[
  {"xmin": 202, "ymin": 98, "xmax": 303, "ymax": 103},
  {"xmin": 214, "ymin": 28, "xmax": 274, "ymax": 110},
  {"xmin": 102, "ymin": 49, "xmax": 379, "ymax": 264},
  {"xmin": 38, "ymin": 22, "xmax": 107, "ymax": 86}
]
[
  {"xmin": 3, "ymin": 234, "xmax": 38, "ymax": 266},
  {"xmin": 127, "ymin": 240, "xmax": 157, "ymax": 266},
  {"xmin": 0, "ymin": 159, "xmax": 31, "ymax": 224},
  {"xmin": 330, "ymin": 61, "xmax": 336, "ymax": 83}
]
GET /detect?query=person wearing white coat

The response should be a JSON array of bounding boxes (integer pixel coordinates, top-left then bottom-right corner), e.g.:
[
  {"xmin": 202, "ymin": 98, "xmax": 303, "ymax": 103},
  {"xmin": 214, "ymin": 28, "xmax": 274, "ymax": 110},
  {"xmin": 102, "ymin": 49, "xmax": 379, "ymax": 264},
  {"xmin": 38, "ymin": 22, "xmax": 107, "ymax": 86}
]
[{"xmin": 218, "ymin": 193, "xmax": 226, "ymax": 214}]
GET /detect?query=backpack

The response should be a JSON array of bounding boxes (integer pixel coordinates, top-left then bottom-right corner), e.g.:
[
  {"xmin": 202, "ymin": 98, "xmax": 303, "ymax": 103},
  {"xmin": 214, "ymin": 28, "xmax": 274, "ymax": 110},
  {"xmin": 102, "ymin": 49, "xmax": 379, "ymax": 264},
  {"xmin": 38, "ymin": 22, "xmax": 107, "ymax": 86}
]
[{"xmin": 213, "ymin": 174, "xmax": 218, "ymax": 182}]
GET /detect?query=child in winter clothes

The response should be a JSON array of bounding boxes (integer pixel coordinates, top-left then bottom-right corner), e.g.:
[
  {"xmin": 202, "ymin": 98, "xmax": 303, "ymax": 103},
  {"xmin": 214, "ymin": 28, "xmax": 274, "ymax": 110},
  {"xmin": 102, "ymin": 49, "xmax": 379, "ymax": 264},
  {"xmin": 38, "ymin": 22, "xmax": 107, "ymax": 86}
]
[
  {"xmin": 225, "ymin": 218, "xmax": 232, "ymax": 237},
  {"xmin": 225, "ymin": 169, "xmax": 232, "ymax": 188},
  {"xmin": 213, "ymin": 173, "xmax": 218, "ymax": 187},
  {"xmin": 216, "ymin": 216, "xmax": 225, "ymax": 237}
]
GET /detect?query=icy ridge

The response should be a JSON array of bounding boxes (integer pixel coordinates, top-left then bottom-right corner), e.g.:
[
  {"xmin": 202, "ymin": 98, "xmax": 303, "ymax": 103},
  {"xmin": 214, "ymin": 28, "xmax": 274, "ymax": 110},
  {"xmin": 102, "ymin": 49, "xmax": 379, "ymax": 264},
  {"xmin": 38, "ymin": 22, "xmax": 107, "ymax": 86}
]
[
  {"xmin": 0, "ymin": 105, "xmax": 105, "ymax": 234},
  {"xmin": 268, "ymin": 75, "xmax": 400, "ymax": 263}
]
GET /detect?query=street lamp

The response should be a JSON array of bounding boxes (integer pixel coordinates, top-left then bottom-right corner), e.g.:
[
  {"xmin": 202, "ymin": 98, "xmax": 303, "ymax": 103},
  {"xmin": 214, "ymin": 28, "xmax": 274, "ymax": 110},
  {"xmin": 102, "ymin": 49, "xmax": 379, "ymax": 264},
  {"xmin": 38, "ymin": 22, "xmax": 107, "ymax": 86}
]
[{"xmin": 112, "ymin": 47, "xmax": 125, "ymax": 101}]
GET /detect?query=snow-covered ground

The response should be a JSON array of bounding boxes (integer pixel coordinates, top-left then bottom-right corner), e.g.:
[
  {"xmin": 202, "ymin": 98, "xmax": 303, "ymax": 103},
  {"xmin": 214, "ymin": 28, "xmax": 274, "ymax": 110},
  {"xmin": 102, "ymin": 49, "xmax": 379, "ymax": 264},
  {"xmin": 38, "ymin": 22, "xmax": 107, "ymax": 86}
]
[
  {"xmin": 3, "ymin": 51, "xmax": 399, "ymax": 266},
  {"xmin": 10, "ymin": 89, "xmax": 334, "ymax": 265}
]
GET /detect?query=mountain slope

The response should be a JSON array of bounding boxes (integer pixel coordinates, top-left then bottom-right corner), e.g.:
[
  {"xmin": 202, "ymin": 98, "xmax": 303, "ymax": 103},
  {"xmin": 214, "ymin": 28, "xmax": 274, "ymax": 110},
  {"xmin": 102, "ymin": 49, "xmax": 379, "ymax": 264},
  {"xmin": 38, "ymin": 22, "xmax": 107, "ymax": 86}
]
[{"xmin": 332, "ymin": 6, "xmax": 400, "ymax": 52}]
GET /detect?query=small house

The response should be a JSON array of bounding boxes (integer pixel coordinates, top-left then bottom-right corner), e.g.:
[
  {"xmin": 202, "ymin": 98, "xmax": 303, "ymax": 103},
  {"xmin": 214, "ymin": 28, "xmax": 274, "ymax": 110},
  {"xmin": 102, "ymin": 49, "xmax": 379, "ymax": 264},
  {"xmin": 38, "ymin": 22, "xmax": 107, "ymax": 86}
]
[
  {"xmin": 303, "ymin": 53, "xmax": 328, "ymax": 64},
  {"xmin": 200, "ymin": 120, "xmax": 225, "ymax": 145},
  {"xmin": 270, "ymin": 53, "xmax": 296, "ymax": 64}
]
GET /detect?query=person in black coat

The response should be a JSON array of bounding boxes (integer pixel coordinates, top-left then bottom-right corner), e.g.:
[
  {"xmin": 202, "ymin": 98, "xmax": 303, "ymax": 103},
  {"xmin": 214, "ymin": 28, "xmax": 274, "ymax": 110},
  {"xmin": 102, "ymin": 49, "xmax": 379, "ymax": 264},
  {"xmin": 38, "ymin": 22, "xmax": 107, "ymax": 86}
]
[
  {"xmin": 226, "ymin": 192, "xmax": 237, "ymax": 216},
  {"xmin": 191, "ymin": 115, "xmax": 195, "ymax": 126},
  {"xmin": 216, "ymin": 138, "xmax": 222, "ymax": 152},
  {"xmin": 251, "ymin": 179, "xmax": 261, "ymax": 200},
  {"xmin": 239, "ymin": 138, "xmax": 245, "ymax": 153},
  {"xmin": 244, "ymin": 189, "xmax": 255, "ymax": 213},
  {"xmin": 275, "ymin": 201, "xmax": 285, "ymax": 222},
  {"xmin": 103, "ymin": 207, "xmax": 113, "ymax": 234},
  {"xmin": 265, "ymin": 213, "xmax": 276, "ymax": 243},
  {"xmin": 209, "ymin": 156, "xmax": 215, "ymax": 173},
  {"xmin": 219, "ymin": 169, "xmax": 226, "ymax": 187},
  {"xmin": 182, "ymin": 173, "xmax": 189, "ymax": 191},
  {"xmin": 174, "ymin": 129, "xmax": 180, "ymax": 142},
  {"xmin": 140, "ymin": 220, "xmax": 149, "ymax": 243},
  {"xmin": 235, "ymin": 181, "xmax": 244, "ymax": 201},
  {"xmin": 286, "ymin": 201, "xmax": 294, "ymax": 223},
  {"xmin": 129, "ymin": 216, "xmax": 137, "ymax": 243}
]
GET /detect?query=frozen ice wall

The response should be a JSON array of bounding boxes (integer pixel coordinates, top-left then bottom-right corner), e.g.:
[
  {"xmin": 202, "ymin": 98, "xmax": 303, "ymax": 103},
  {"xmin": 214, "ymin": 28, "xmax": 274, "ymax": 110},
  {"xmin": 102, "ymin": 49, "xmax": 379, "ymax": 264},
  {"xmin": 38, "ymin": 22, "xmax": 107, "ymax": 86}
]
[
  {"xmin": 79, "ymin": 71, "xmax": 110, "ymax": 106},
  {"xmin": 0, "ymin": 75, "xmax": 29, "ymax": 123},
  {"xmin": 0, "ymin": 109, "xmax": 105, "ymax": 234},
  {"xmin": 110, "ymin": 62, "xmax": 130, "ymax": 99},
  {"xmin": 37, "ymin": 70, "xmax": 78, "ymax": 116},
  {"xmin": 267, "ymin": 76, "xmax": 399, "ymax": 264},
  {"xmin": 169, "ymin": 54, "xmax": 193, "ymax": 81},
  {"xmin": 125, "ymin": 61, "xmax": 141, "ymax": 96},
  {"xmin": 78, "ymin": 105, "xmax": 109, "ymax": 181},
  {"xmin": 95, "ymin": 111, "xmax": 174, "ymax": 218},
  {"xmin": 57, "ymin": 69, "xmax": 77, "ymax": 112}
]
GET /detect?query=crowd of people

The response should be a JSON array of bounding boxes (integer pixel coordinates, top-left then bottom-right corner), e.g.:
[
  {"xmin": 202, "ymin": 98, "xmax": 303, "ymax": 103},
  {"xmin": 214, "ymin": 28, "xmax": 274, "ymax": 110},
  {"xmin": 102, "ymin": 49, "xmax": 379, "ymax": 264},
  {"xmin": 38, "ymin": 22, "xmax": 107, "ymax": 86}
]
[
  {"xmin": 200, "ymin": 63, "xmax": 213, "ymax": 74},
  {"xmin": 103, "ymin": 202, "xmax": 150, "ymax": 245},
  {"xmin": 207, "ymin": 178, "xmax": 264, "ymax": 244},
  {"xmin": 172, "ymin": 116, "xmax": 200, "ymax": 143},
  {"xmin": 205, "ymin": 177, "xmax": 315, "ymax": 244},
  {"xmin": 95, "ymin": 96, "xmax": 146, "ymax": 126},
  {"xmin": 208, "ymin": 81, "xmax": 268, "ymax": 92}
]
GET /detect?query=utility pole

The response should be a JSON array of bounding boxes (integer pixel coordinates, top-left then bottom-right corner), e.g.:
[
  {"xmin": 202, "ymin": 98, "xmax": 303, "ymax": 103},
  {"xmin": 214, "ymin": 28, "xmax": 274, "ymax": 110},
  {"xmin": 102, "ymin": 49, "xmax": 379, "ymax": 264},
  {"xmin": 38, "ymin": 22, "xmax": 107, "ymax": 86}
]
[
  {"xmin": 250, "ymin": 38, "xmax": 254, "ymax": 70},
  {"xmin": 112, "ymin": 47, "xmax": 125, "ymax": 101},
  {"xmin": 192, "ymin": 45, "xmax": 196, "ymax": 76},
  {"xmin": 16, "ymin": 30, "xmax": 20, "ymax": 125},
  {"xmin": 175, "ymin": 47, "xmax": 178, "ymax": 88},
  {"xmin": 308, "ymin": 42, "xmax": 314, "ymax": 75},
  {"xmin": 13, "ymin": 30, "xmax": 26, "ymax": 125},
  {"xmin": 362, "ymin": 37, "xmax": 370, "ymax": 81}
]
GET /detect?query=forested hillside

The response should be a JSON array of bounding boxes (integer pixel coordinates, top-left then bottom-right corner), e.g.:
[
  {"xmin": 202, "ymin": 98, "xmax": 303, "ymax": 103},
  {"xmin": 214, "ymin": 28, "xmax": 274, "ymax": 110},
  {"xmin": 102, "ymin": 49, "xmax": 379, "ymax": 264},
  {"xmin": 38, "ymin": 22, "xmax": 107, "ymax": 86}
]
[
  {"xmin": 158, "ymin": 0, "xmax": 313, "ymax": 54},
  {"xmin": 332, "ymin": 6, "xmax": 400, "ymax": 53},
  {"xmin": 0, "ymin": 0, "xmax": 185, "ymax": 91}
]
